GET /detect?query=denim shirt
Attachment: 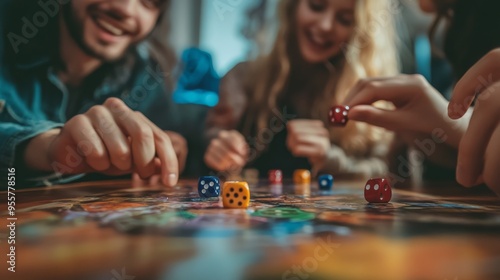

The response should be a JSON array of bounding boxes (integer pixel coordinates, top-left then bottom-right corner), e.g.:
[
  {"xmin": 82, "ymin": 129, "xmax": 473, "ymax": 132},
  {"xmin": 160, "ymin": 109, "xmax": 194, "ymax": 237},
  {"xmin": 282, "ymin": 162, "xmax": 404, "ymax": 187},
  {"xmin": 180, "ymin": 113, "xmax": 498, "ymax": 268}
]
[{"xmin": 0, "ymin": 1, "xmax": 179, "ymax": 187}]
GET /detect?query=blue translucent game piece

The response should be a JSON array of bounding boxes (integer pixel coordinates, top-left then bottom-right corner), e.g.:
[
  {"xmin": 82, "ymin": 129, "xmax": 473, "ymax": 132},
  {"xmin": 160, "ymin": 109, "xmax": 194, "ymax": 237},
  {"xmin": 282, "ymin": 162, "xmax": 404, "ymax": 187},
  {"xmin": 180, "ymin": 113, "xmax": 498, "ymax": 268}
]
[
  {"xmin": 318, "ymin": 174, "xmax": 334, "ymax": 190},
  {"xmin": 198, "ymin": 176, "xmax": 221, "ymax": 198}
]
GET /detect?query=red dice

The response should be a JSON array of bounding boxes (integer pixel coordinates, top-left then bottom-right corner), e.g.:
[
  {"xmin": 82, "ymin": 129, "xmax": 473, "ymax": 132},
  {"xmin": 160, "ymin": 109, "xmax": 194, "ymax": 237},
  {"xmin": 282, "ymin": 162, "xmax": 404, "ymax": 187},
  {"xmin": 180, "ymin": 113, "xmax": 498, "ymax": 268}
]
[
  {"xmin": 329, "ymin": 105, "xmax": 349, "ymax": 126},
  {"xmin": 364, "ymin": 178, "xmax": 392, "ymax": 203},
  {"xmin": 268, "ymin": 169, "xmax": 283, "ymax": 184}
]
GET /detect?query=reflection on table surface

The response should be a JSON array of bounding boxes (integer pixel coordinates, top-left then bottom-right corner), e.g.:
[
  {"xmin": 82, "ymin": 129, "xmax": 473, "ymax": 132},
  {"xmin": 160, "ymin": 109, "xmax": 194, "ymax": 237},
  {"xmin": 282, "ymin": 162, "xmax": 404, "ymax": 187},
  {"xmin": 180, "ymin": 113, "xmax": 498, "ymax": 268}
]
[{"xmin": 1, "ymin": 179, "xmax": 499, "ymax": 280}]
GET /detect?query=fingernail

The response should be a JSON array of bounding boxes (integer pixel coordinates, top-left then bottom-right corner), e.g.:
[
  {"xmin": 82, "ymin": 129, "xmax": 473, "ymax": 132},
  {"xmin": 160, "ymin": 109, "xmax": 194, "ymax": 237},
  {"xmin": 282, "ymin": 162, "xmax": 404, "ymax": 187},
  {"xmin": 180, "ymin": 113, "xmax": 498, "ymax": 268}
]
[
  {"xmin": 448, "ymin": 104, "xmax": 457, "ymax": 119},
  {"xmin": 167, "ymin": 173, "xmax": 177, "ymax": 187},
  {"xmin": 448, "ymin": 102, "xmax": 465, "ymax": 119}
]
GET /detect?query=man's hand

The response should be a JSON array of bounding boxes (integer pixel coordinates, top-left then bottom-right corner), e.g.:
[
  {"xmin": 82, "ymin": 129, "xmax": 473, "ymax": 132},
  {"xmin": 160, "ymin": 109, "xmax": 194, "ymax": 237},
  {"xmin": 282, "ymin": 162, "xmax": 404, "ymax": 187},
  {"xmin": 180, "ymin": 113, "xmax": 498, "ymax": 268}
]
[
  {"xmin": 132, "ymin": 131, "xmax": 187, "ymax": 187},
  {"xmin": 165, "ymin": 131, "xmax": 188, "ymax": 173},
  {"xmin": 343, "ymin": 74, "xmax": 468, "ymax": 148},
  {"xmin": 24, "ymin": 98, "xmax": 179, "ymax": 187}
]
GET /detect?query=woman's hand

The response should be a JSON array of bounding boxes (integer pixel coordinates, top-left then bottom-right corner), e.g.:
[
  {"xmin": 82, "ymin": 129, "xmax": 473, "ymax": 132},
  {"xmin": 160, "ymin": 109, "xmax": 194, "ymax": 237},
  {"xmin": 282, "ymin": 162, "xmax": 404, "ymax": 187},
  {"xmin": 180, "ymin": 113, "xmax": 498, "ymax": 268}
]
[
  {"xmin": 343, "ymin": 74, "xmax": 468, "ymax": 148},
  {"xmin": 204, "ymin": 130, "xmax": 248, "ymax": 172},
  {"xmin": 286, "ymin": 119, "xmax": 330, "ymax": 168}
]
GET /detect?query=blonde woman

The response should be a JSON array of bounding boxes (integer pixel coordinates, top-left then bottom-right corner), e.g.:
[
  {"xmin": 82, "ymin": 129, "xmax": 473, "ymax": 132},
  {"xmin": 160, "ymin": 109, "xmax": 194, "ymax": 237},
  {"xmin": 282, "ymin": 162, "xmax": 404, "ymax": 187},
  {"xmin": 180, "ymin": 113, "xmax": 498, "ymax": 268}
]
[{"xmin": 204, "ymin": 0, "xmax": 398, "ymax": 178}]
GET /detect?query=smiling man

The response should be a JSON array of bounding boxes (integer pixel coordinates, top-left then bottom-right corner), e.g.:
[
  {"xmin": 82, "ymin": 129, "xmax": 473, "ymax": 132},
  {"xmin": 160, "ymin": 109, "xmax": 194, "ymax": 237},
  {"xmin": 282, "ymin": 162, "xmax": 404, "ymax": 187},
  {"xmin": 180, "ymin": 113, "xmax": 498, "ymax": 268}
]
[{"xmin": 0, "ymin": 0, "xmax": 186, "ymax": 187}]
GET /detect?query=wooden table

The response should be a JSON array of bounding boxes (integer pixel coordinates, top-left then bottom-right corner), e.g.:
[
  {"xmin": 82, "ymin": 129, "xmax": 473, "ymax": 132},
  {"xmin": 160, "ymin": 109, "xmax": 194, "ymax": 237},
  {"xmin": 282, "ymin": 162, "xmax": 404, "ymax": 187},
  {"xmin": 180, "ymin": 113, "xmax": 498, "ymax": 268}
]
[{"xmin": 1, "ymin": 179, "xmax": 499, "ymax": 280}]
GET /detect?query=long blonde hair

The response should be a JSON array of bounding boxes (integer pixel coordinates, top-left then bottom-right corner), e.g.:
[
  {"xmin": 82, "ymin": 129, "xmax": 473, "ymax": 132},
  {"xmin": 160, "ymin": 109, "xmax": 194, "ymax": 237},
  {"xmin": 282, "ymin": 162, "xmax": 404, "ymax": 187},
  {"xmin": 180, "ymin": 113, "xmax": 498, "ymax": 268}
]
[{"xmin": 243, "ymin": 0, "xmax": 398, "ymax": 156}]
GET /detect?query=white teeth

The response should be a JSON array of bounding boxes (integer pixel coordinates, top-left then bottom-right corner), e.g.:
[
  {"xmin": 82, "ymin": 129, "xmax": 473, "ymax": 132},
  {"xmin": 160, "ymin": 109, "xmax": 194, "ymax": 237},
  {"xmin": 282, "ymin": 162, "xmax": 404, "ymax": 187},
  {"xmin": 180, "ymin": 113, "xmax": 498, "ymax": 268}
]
[
  {"xmin": 310, "ymin": 33, "xmax": 329, "ymax": 46},
  {"xmin": 96, "ymin": 18, "xmax": 124, "ymax": 36}
]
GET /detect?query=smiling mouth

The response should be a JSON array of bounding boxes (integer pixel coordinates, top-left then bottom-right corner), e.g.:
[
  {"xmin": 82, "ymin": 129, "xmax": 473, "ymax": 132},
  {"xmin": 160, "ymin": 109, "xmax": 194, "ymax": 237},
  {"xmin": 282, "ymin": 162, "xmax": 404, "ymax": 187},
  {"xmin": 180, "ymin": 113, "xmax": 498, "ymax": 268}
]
[
  {"xmin": 91, "ymin": 9, "xmax": 134, "ymax": 38},
  {"xmin": 306, "ymin": 30, "xmax": 334, "ymax": 50},
  {"xmin": 95, "ymin": 17, "xmax": 124, "ymax": 36}
]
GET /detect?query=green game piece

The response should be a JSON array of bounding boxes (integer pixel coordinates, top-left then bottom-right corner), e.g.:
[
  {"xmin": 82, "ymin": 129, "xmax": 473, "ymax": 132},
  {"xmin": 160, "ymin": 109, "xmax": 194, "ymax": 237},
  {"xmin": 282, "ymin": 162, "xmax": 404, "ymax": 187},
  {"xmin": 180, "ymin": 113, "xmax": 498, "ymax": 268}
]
[{"xmin": 252, "ymin": 207, "xmax": 315, "ymax": 222}]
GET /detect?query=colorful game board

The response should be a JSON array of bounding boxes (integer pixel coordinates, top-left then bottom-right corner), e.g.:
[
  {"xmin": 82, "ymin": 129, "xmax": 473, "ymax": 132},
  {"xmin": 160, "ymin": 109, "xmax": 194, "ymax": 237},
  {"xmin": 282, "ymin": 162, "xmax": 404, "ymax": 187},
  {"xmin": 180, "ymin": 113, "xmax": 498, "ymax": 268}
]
[{"xmin": 1, "ymin": 180, "xmax": 500, "ymax": 280}]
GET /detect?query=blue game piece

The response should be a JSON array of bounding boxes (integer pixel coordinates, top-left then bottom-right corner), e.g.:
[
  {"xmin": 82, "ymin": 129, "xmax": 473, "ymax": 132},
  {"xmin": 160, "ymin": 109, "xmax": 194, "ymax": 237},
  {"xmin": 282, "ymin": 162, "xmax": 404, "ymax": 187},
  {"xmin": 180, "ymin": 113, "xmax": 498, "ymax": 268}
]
[
  {"xmin": 318, "ymin": 174, "xmax": 334, "ymax": 190},
  {"xmin": 198, "ymin": 176, "xmax": 221, "ymax": 198}
]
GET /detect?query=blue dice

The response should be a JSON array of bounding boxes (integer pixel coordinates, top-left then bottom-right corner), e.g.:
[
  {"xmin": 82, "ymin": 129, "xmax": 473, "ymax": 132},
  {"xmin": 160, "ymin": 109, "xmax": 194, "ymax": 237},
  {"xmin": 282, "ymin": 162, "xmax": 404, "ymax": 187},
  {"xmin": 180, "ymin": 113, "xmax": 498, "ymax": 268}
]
[
  {"xmin": 198, "ymin": 176, "xmax": 221, "ymax": 198},
  {"xmin": 318, "ymin": 174, "xmax": 334, "ymax": 190}
]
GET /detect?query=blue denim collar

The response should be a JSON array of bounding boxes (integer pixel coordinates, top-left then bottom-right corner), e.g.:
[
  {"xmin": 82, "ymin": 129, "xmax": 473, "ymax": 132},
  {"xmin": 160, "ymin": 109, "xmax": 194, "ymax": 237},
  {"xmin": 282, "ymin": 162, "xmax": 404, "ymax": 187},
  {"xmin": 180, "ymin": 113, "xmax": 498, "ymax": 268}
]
[{"xmin": 18, "ymin": 42, "xmax": 151, "ymax": 101}]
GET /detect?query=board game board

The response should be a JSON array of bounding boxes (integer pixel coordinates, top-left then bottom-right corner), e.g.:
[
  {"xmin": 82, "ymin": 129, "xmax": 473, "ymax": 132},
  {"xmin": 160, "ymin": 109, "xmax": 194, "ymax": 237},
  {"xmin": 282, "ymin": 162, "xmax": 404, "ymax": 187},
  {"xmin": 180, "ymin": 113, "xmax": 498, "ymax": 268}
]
[{"xmin": 1, "ymin": 180, "xmax": 500, "ymax": 280}]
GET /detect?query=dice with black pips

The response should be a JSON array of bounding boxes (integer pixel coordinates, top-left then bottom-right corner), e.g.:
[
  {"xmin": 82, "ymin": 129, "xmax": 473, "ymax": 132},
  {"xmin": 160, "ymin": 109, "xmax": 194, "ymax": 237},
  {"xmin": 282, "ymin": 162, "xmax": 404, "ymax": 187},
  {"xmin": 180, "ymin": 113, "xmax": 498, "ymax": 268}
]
[
  {"xmin": 222, "ymin": 181, "xmax": 250, "ymax": 208},
  {"xmin": 198, "ymin": 176, "xmax": 221, "ymax": 198}
]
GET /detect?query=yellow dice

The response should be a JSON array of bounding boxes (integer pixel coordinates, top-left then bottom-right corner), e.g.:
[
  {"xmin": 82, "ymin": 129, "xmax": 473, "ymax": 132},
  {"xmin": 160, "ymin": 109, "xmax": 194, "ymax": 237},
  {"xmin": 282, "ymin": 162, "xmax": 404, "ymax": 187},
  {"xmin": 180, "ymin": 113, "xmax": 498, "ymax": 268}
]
[
  {"xmin": 222, "ymin": 181, "xmax": 250, "ymax": 208},
  {"xmin": 293, "ymin": 169, "xmax": 311, "ymax": 184}
]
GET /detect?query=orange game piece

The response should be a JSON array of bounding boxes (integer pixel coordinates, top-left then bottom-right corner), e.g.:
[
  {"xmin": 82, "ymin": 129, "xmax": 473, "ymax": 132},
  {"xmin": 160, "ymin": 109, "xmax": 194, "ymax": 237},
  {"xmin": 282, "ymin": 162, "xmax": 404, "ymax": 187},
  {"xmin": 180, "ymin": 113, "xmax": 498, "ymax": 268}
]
[
  {"xmin": 293, "ymin": 169, "xmax": 311, "ymax": 184},
  {"xmin": 222, "ymin": 181, "xmax": 250, "ymax": 209}
]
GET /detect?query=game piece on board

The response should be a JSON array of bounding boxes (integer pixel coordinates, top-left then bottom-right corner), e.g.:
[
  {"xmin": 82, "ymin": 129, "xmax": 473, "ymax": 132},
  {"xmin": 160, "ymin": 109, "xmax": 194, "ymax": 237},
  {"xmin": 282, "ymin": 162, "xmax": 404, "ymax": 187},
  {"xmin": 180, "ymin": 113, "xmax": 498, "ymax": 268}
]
[
  {"xmin": 293, "ymin": 169, "xmax": 311, "ymax": 184},
  {"xmin": 243, "ymin": 168, "xmax": 259, "ymax": 185},
  {"xmin": 364, "ymin": 178, "xmax": 392, "ymax": 203},
  {"xmin": 222, "ymin": 181, "xmax": 250, "ymax": 208},
  {"xmin": 329, "ymin": 105, "xmax": 349, "ymax": 126},
  {"xmin": 318, "ymin": 174, "xmax": 334, "ymax": 190},
  {"xmin": 198, "ymin": 176, "xmax": 221, "ymax": 198},
  {"xmin": 252, "ymin": 207, "xmax": 315, "ymax": 222},
  {"xmin": 268, "ymin": 169, "xmax": 283, "ymax": 184}
]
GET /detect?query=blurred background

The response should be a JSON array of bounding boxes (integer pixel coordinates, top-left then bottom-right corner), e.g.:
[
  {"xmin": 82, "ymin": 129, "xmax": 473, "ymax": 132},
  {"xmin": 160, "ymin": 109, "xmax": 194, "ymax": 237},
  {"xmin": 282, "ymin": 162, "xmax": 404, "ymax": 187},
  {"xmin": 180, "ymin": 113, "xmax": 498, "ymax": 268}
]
[
  {"xmin": 167, "ymin": 0, "xmax": 277, "ymax": 76},
  {"xmin": 162, "ymin": 0, "xmax": 449, "ymax": 79},
  {"xmin": 153, "ymin": 0, "xmax": 453, "ymax": 177}
]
